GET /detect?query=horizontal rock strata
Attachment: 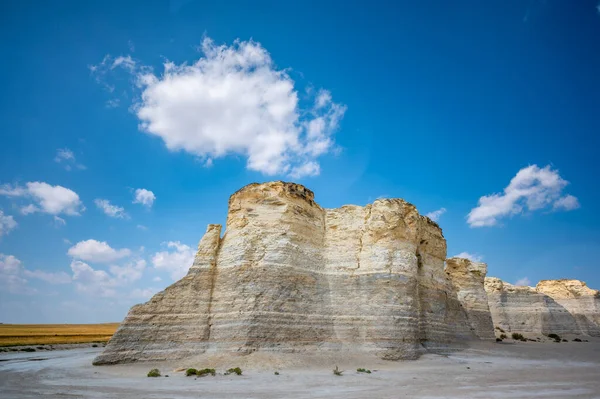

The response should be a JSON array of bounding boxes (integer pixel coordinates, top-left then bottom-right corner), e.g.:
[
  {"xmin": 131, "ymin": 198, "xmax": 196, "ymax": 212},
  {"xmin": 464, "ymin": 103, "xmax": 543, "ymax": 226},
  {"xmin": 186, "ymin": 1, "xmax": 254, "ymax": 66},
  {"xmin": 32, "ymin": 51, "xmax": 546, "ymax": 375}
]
[
  {"xmin": 94, "ymin": 181, "xmax": 480, "ymax": 365},
  {"xmin": 485, "ymin": 277, "xmax": 600, "ymax": 337}
]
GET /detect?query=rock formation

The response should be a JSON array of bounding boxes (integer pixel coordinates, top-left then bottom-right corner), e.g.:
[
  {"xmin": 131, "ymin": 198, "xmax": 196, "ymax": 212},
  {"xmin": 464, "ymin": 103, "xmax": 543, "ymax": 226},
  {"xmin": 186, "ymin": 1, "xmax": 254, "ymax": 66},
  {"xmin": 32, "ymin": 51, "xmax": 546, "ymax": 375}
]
[
  {"xmin": 485, "ymin": 277, "xmax": 600, "ymax": 337},
  {"xmin": 445, "ymin": 258, "xmax": 495, "ymax": 340},
  {"xmin": 94, "ymin": 181, "xmax": 484, "ymax": 365}
]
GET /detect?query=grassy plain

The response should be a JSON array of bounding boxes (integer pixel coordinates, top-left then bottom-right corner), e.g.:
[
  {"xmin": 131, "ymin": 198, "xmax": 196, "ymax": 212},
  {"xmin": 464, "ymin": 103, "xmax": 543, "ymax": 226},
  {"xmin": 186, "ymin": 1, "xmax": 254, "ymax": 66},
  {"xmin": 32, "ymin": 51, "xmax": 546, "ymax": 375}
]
[{"xmin": 0, "ymin": 323, "xmax": 119, "ymax": 346}]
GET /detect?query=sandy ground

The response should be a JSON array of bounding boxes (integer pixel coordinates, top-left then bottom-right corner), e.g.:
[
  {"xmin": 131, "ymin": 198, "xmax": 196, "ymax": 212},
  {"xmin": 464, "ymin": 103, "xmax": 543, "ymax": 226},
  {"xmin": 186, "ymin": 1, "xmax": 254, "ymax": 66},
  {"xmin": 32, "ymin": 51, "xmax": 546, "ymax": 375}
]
[{"xmin": 1, "ymin": 339, "xmax": 600, "ymax": 399}]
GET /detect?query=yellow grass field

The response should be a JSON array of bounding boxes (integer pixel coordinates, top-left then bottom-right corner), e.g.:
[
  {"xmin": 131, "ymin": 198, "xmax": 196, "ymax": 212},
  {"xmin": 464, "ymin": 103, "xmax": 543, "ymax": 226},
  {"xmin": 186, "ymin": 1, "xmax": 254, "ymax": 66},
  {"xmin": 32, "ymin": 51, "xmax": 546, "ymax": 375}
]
[{"xmin": 0, "ymin": 323, "xmax": 119, "ymax": 346}]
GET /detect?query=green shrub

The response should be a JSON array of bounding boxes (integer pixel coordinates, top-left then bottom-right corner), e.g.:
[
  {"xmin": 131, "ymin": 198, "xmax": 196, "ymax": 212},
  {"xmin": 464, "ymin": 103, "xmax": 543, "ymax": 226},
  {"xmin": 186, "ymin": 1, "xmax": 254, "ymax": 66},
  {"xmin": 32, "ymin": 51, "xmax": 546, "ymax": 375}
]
[
  {"xmin": 147, "ymin": 369, "xmax": 161, "ymax": 377},
  {"xmin": 495, "ymin": 326, "xmax": 505, "ymax": 333},
  {"xmin": 547, "ymin": 333, "xmax": 561, "ymax": 341},
  {"xmin": 225, "ymin": 367, "xmax": 242, "ymax": 376},
  {"xmin": 562, "ymin": 339, "xmax": 567, "ymax": 342},
  {"xmin": 496, "ymin": 338, "xmax": 502, "ymax": 342},
  {"xmin": 186, "ymin": 368, "xmax": 198, "ymax": 376},
  {"xmin": 511, "ymin": 333, "xmax": 524, "ymax": 341},
  {"xmin": 333, "ymin": 365, "xmax": 343, "ymax": 376},
  {"xmin": 573, "ymin": 338, "xmax": 582, "ymax": 342},
  {"xmin": 499, "ymin": 334, "xmax": 507, "ymax": 339},
  {"xmin": 274, "ymin": 371, "xmax": 280, "ymax": 375},
  {"xmin": 197, "ymin": 368, "xmax": 216, "ymax": 377},
  {"xmin": 92, "ymin": 344, "xmax": 98, "ymax": 348},
  {"xmin": 357, "ymin": 368, "xmax": 371, "ymax": 373}
]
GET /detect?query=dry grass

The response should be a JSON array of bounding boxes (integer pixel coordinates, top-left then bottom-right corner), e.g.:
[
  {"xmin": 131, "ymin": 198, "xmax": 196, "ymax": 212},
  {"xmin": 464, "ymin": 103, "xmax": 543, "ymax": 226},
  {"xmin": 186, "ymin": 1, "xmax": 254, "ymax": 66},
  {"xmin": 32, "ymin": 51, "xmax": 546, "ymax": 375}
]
[{"xmin": 0, "ymin": 323, "xmax": 119, "ymax": 346}]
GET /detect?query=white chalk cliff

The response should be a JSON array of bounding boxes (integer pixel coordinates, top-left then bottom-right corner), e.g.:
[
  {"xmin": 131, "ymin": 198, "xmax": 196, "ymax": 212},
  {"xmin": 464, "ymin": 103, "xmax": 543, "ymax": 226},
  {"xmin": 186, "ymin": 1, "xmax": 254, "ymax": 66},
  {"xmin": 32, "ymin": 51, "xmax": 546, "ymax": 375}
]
[{"xmin": 94, "ymin": 181, "xmax": 484, "ymax": 365}]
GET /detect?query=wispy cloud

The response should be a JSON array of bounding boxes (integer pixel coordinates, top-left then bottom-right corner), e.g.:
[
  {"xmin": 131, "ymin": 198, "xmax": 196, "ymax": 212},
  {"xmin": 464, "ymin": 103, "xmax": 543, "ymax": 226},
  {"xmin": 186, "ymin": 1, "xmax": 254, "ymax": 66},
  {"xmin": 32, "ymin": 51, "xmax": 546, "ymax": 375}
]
[
  {"xmin": 54, "ymin": 148, "xmax": 86, "ymax": 171},
  {"xmin": 426, "ymin": 207, "xmax": 446, "ymax": 222},
  {"xmin": 453, "ymin": 252, "xmax": 483, "ymax": 262},
  {"xmin": 515, "ymin": 277, "xmax": 531, "ymax": 287},
  {"xmin": 94, "ymin": 199, "xmax": 128, "ymax": 219}
]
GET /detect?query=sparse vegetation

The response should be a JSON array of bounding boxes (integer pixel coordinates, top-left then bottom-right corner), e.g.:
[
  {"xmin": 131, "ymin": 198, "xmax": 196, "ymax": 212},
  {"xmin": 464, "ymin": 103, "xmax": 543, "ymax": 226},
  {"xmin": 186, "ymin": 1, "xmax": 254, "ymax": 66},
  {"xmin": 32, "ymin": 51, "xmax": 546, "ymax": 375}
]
[
  {"xmin": 186, "ymin": 368, "xmax": 198, "ymax": 376},
  {"xmin": 547, "ymin": 333, "xmax": 561, "ymax": 341},
  {"xmin": 499, "ymin": 333, "xmax": 507, "ymax": 339},
  {"xmin": 495, "ymin": 326, "xmax": 505, "ymax": 333},
  {"xmin": 147, "ymin": 369, "xmax": 161, "ymax": 377},
  {"xmin": 511, "ymin": 333, "xmax": 525, "ymax": 341},
  {"xmin": 274, "ymin": 371, "xmax": 280, "ymax": 375},
  {"xmin": 357, "ymin": 368, "xmax": 371, "ymax": 374},
  {"xmin": 573, "ymin": 338, "xmax": 582, "ymax": 342},
  {"xmin": 333, "ymin": 365, "xmax": 343, "ymax": 376},
  {"xmin": 20, "ymin": 347, "xmax": 36, "ymax": 352},
  {"xmin": 198, "ymin": 368, "xmax": 216, "ymax": 376},
  {"xmin": 225, "ymin": 367, "xmax": 242, "ymax": 376},
  {"xmin": 562, "ymin": 339, "xmax": 567, "ymax": 342},
  {"xmin": 496, "ymin": 338, "xmax": 502, "ymax": 342}
]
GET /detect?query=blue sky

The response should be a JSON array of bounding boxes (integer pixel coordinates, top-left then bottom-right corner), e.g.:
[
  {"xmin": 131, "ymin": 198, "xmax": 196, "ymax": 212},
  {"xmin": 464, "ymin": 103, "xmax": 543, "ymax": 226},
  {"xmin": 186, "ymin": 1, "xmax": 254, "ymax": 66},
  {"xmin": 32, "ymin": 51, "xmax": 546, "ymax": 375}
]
[{"xmin": 1, "ymin": 0, "xmax": 599, "ymax": 323}]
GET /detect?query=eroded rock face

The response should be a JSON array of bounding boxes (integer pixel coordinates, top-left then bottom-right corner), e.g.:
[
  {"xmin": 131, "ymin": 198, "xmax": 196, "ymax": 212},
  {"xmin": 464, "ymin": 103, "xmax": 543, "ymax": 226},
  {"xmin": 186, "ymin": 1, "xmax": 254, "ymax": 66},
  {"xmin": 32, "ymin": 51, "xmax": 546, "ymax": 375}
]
[
  {"xmin": 536, "ymin": 280, "xmax": 600, "ymax": 337},
  {"xmin": 93, "ymin": 181, "xmax": 479, "ymax": 365},
  {"xmin": 445, "ymin": 258, "xmax": 494, "ymax": 340},
  {"xmin": 484, "ymin": 277, "xmax": 600, "ymax": 337}
]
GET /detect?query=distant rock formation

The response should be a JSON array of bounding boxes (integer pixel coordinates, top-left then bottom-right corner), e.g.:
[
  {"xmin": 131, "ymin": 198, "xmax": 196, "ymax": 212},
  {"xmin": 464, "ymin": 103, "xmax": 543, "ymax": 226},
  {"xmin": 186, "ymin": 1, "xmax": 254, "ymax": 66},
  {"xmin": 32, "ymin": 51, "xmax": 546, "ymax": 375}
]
[
  {"xmin": 485, "ymin": 277, "xmax": 600, "ymax": 337},
  {"xmin": 446, "ymin": 258, "xmax": 495, "ymax": 340},
  {"xmin": 93, "ymin": 181, "xmax": 485, "ymax": 365}
]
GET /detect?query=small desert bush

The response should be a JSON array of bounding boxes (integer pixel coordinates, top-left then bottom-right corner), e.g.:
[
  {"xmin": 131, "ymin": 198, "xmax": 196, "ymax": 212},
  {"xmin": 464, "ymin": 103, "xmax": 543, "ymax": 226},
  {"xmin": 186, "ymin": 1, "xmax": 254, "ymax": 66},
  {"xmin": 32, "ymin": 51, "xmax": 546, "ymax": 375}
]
[
  {"xmin": 92, "ymin": 344, "xmax": 98, "ymax": 348},
  {"xmin": 496, "ymin": 338, "xmax": 502, "ymax": 342},
  {"xmin": 20, "ymin": 347, "xmax": 36, "ymax": 352},
  {"xmin": 573, "ymin": 338, "xmax": 582, "ymax": 342},
  {"xmin": 357, "ymin": 368, "xmax": 371, "ymax": 374},
  {"xmin": 147, "ymin": 369, "xmax": 161, "ymax": 377},
  {"xmin": 274, "ymin": 371, "xmax": 280, "ymax": 375},
  {"xmin": 511, "ymin": 333, "xmax": 525, "ymax": 341},
  {"xmin": 495, "ymin": 326, "xmax": 505, "ymax": 333},
  {"xmin": 562, "ymin": 339, "xmax": 567, "ymax": 342},
  {"xmin": 333, "ymin": 365, "xmax": 343, "ymax": 376},
  {"xmin": 225, "ymin": 367, "xmax": 242, "ymax": 376},
  {"xmin": 547, "ymin": 333, "xmax": 561, "ymax": 341},
  {"xmin": 197, "ymin": 368, "xmax": 216, "ymax": 377},
  {"xmin": 499, "ymin": 333, "xmax": 507, "ymax": 339},
  {"xmin": 186, "ymin": 368, "xmax": 198, "ymax": 376}
]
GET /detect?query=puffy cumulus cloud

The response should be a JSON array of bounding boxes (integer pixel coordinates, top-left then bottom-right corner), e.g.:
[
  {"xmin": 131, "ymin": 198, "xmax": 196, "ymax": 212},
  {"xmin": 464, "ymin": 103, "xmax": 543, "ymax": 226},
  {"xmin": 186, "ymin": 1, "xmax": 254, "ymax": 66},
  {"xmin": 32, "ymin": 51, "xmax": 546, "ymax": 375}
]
[
  {"xmin": 133, "ymin": 188, "xmax": 155, "ymax": 207},
  {"xmin": 453, "ymin": 252, "xmax": 483, "ymax": 262},
  {"xmin": 425, "ymin": 207, "xmax": 446, "ymax": 222},
  {"xmin": 1, "ymin": 254, "xmax": 69, "ymax": 294},
  {"xmin": 68, "ymin": 239, "xmax": 131, "ymax": 263},
  {"xmin": 94, "ymin": 199, "xmax": 128, "ymax": 219},
  {"xmin": 514, "ymin": 277, "xmax": 531, "ymax": 287},
  {"xmin": 467, "ymin": 165, "xmax": 579, "ymax": 227},
  {"xmin": 92, "ymin": 37, "xmax": 346, "ymax": 178},
  {"xmin": 0, "ymin": 182, "xmax": 84, "ymax": 217},
  {"xmin": 0, "ymin": 253, "xmax": 21, "ymax": 274},
  {"xmin": 0, "ymin": 210, "xmax": 17, "ymax": 237},
  {"xmin": 54, "ymin": 148, "xmax": 86, "ymax": 171},
  {"xmin": 108, "ymin": 259, "xmax": 146, "ymax": 283},
  {"xmin": 70, "ymin": 260, "xmax": 117, "ymax": 297},
  {"xmin": 152, "ymin": 241, "xmax": 195, "ymax": 280}
]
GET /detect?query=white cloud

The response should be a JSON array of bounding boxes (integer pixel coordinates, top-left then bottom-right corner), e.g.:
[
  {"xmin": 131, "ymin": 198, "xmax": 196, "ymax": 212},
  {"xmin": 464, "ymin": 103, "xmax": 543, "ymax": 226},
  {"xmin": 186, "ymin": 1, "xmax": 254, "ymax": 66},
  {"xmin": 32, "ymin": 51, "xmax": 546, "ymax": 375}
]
[
  {"xmin": 0, "ymin": 182, "xmax": 85, "ymax": 217},
  {"xmin": 152, "ymin": 276, "xmax": 162, "ymax": 282},
  {"xmin": 106, "ymin": 99, "xmax": 120, "ymax": 108},
  {"xmin": 136, "ymin": 224, "xmax": 148, "ymax": 231},
  {"xmin": 152, "ymin": 241, "xmax": 195, "ymax": 280},
  {"xmin": 0, "ymin": 210, "xmax": 17, "ymax": 237},
  {"xmin": 63, "ymin": 238, "xmax": 72, "ymax": 245},
  {"xmin": 467, "ymin": 165, "xmax": 579, "ymax": 227},
  {"xmin": 54, "ymin": 148, "xmax": 85, "ymax": 171},
  {"xmin": 94, "ymin": 199, "xmax": 128, "ymax": 219},
  {"xmin": 425, "ymin": 207, "xmax": 446, "ymax": 222},
  {"xmin": 70, "ymin": 260, "xmax": 117, "ymax": 297},
  {"xmin": 553, "ymin": 194, "xmax": 580, "ymax": 211},
  {"xmin": 108, "ymin": 259, "xmax": 146, "ymax": 283},
  {"xmin": 54, "ymin": 216, "xmax": 66, "ymax": 226},
  {"xmin": 93, "ymin": 37, "xmax": 346, "ymax": 178},
  {"xmin": 23, "ymin": 269, "xmax": 71, "ymax": 284},
  {"xmin": 68, "ymin": 239, "xmax": 131, "ymax": 263},
  {"xmin": 133, "ymin": 188, "xmax": 155, "ymax": 207},
  {"xmin": 453, "ymin": 252, "xmax": 483, "ymax": 262},
  {"xmin": 514, "ymin": 277, "xmax": 531, "ymax": 287},
  {"xmin": 0, "ymin": 254, "xmax": 36, "ymax": 294}
]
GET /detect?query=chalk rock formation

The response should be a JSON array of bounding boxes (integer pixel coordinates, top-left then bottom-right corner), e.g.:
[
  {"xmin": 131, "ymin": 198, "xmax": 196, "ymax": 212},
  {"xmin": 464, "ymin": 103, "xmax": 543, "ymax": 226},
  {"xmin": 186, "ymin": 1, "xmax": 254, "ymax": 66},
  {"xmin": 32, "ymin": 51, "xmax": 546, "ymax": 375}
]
[
  {"xmin": 445, "ymin": 258, "xmax": 494, "ymax": 339},
  {"xmin": 484, "ymin": 277, "xmax": 600, "ymax": 336},
  {"xmin": 536, "ymin": 280, "xmax": 600, "ymax": 337},
  {"xmin": 94, "ymin": 182, "xmax": 481, "ymax": 365}
]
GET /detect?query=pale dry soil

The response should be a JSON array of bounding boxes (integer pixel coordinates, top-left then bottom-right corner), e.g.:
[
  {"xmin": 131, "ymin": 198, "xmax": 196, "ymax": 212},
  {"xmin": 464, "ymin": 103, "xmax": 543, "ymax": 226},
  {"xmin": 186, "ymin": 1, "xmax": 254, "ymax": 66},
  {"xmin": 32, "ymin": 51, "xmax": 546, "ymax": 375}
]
[{"xmin": 1, "ymin": 339, "xmax": 599, "ymax": 399}]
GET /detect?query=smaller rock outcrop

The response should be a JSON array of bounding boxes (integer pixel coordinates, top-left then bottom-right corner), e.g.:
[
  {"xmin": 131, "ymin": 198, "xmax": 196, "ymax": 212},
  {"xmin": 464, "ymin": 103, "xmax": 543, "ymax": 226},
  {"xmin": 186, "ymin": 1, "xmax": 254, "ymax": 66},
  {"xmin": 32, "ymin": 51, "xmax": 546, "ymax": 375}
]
[
  {"xmin": 485, "ymin": 277, "xmax": 600, "ymax": 337},
  {"xmin": 445, "ymin": 258, "xmax": 495, "ymax": 340}
]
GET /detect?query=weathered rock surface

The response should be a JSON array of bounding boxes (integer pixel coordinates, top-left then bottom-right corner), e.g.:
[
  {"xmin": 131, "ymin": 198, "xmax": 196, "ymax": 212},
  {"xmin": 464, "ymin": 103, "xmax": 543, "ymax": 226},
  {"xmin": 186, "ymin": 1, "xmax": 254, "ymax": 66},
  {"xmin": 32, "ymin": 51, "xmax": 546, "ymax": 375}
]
[
  {"xmin": 485, "ymin": 277, "xmax": 600, "ymax": 337},
  {"xmin": 94, "ymin": 181, "xmax": 480, "ymax": 365},
  {"xmin": 445, "ymin": 258, "xmax": 495, "ymax": 340}
]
